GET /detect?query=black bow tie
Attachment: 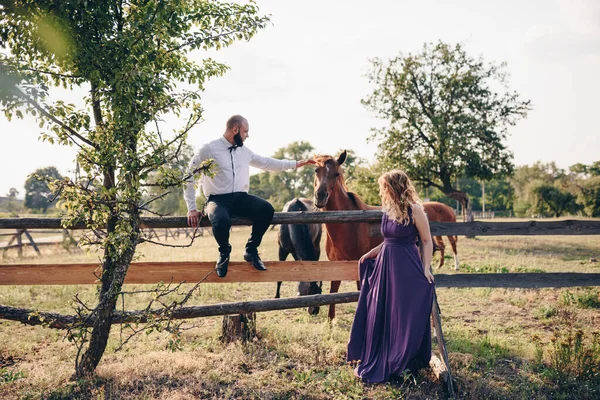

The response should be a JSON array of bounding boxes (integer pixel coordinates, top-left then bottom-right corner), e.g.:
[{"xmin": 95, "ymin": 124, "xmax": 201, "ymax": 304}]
[{"xmin": 228, "ymin": 145, "xmax": 238, "ymax": 152}]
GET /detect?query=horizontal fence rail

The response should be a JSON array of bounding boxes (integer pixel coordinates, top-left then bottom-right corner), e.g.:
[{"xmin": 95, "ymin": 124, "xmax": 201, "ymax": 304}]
[
  {"xmin": 0, "ymin": 292, "xmax": 362, "ymax": 329},
  {"xmin": 2, "ymin": 271, "xmax": 600, "ymax": 329},
  {"xmin": 0, "ymin": 261, "xmax": 358, "ymax": 285},
  {"xmin": 1, "ymin": 212, "xmax": 600, "ymax": 236},
  {"xmin": 1, "ymin": 261, "xmax": 599, "ymax": 287}
]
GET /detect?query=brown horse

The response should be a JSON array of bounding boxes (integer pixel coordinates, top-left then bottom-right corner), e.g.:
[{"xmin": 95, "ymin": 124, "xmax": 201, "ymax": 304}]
[
  {"xmin": 313, "ymin": 151, "xmax": 383, "ymax": 320},
  {"xmin": 424, "ymin": 202, "xmax": 459, "ymax": 270},
  {"xmin": 313, "ymin": 151, "xmax": 460, "ymax": 319}
]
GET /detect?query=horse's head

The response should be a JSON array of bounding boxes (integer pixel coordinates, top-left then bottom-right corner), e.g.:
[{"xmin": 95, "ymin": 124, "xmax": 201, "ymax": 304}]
[
  {"xmin": 298, "ymin": 281, "xmax": 323, "ymax": 315},
  {"xmin": 313, "ymin": 150, "xmax": 347, "ymax": 209}
]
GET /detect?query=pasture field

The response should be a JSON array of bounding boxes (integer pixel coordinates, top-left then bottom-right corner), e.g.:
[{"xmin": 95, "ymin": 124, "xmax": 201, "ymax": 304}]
[{"xmin": 0, "ymin": 220, "xmax": 599, "ymax": 399}]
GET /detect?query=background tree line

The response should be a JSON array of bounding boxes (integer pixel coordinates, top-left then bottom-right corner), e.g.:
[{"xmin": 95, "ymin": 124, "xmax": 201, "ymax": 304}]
[{"xmin": 14, "ymin": 153, "xmax": 599, "ymax": 219}]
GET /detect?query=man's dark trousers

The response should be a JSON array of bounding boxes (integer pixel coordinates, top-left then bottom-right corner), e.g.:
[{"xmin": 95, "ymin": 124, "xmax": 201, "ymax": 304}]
[{"xmin": 205, "ymin": 192, "xmax": 275, "ymax": 256}]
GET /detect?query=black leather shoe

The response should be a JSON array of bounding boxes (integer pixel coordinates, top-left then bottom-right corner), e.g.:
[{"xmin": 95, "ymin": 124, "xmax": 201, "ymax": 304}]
[
  {"xmin": 216, "ymin": 253, "xmax": 229, "ymax": 278},
  {"xmin": 243, "ymin": 251, "xmax": 267, "ymax": 271}
]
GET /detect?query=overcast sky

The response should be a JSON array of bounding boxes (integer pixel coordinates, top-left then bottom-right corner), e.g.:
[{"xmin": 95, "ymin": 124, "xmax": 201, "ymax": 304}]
[{"xmin": 1, "ymin": 0, "xmax": 599, "ymax": 197}]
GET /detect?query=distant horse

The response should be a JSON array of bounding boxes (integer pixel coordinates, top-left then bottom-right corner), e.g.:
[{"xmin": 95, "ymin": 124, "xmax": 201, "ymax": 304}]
[
  {"xmin": 276, "ymin": 198, "xmax": 323, "ymax": 315},
  {"xmin": 424, "ymin": 202, "xmax": 459, "ymax": 270},
  {"xmin": 313, "ymin": 151, "xmax": 460, "ymax": 320}
]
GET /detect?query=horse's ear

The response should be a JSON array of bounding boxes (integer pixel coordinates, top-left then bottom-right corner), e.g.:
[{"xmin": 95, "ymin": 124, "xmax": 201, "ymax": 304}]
[{"xmin": 337, "ymin": 150, "xmax": 347, "ymax": 165}]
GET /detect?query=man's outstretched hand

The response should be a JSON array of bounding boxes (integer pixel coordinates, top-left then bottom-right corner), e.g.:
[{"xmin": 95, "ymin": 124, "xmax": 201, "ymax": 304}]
[
  {"xmin": 187, "ymin": 210, "xmax": 203, "ymax": 227},
  {"xmin": 296, "ymin": 159, "xmax": 317, "ymax": 168}
]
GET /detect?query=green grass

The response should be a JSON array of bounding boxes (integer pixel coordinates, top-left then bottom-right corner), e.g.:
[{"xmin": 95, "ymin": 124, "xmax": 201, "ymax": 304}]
[{"xmin": 1, "ymin": 220, "xmax": 600, "ymax": 399}]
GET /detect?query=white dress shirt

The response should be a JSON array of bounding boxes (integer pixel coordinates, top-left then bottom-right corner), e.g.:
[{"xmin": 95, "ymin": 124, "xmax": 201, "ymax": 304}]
[{"xmin": 184, "ymin": 136, "xmax": 297, "ymax": 211}]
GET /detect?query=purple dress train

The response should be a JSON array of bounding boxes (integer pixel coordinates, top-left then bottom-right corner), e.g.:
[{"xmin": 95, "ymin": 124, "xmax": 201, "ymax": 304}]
[{"xmin": 347, "ymin": 211, "xmax": 434, "ymax": 383}]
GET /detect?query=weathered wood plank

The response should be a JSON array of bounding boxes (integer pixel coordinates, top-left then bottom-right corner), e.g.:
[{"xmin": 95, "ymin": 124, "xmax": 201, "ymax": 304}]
[
  {"xmin": 2, "ymin": 272, "xmax": 600, "ymax": 327},
  {"xmin": 434, "ymin": 273, "xmax": 600, "ymax": 288},
  {"xmin": 429, "ymin": 354, "xmax": 448, "ymax": 384},
  {"xmin": 429, "ymin": 219, "xmax": 600, "ymax": 236},
  {"xmin": 1, "ymin": 262, "xmax": 599, "ymax": 287},
  {"xmin": 431, "ymin": 289, "xmax": 455, "ymax": 397},
  {"xmin": 0, "ymin": 211, "xmax": 383, "ymax": 230},
  {"xmin": 22, "ymin": 230, "xmax": 41, "ymax": 256},
  {"xmin": 1, "ymin": 214, "xmax": 599, "ymax": 236},
  {"xmin": 0, "ymin": 261, "xmax": 359, "ymax": 285},
  {"xmin": 0, "ymin": 291, "xmax": 361, "ymax": 329}
]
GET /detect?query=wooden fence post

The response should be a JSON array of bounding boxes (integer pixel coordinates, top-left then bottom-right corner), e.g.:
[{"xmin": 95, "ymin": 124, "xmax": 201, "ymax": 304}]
[
  {"xmin": 2, "ymin": 230, "xmax": 19, "ymax": 258},
  {"xmin": 431, "ymin": 288, "xmax": 455, "ymax": 397},
  {"xmin": 420, "ymin": 241, "xmax": 455, "ymax": 396},
  {"xmin": 16, "ymin": 229, "xmax": 23, "ymax": 258},
  {"xmin": 221, "ymin": 313, "xmax": 257, "ymax": 343},
  {"xmin": 22, "ymin": 229, "xmax": 41, "ymax": 256}
]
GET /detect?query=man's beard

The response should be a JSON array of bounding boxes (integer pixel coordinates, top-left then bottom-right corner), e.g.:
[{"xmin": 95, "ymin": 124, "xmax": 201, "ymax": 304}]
[{"xmin": 233, "ymin": 133, "xmax": 244, "ymax": 147}]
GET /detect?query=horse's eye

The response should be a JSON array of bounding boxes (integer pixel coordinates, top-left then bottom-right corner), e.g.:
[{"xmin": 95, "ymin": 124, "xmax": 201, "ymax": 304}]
[
  {"xmin": 314, "ymin": 168, "xmax": 319, "ymax": 173},
  {"xmin": 335, "ymin": 172, "xmax": 340, "ymax": 177}
]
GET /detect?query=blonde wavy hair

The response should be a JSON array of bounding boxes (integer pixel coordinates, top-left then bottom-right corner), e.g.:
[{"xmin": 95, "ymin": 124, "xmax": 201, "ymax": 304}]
[{"xmin": 378, "ymin": 169, "xmax": 422, "ymax": 225}]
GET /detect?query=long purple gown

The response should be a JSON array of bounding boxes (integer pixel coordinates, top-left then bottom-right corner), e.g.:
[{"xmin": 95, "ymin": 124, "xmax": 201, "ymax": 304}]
[{"xmin": 347, "ymin": 210, "xmax": 434, "ymax": 383}]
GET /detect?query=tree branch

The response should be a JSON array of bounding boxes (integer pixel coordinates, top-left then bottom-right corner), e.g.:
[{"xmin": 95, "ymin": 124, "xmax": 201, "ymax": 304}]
[
  {"xmin": 420, "ymin": 177, "xmax": 445, "ymax": 191},
  {"xmin": 15, "ymin": 65, "xmax": 82, "ymax": 79},
  {"xmin": 409, "ymin": 119, "xmax": 435, "ymax": 149},
  {"xmin": 166, "ymin": 28, "xmax": 254, "ymax": 54},
  {"xmin": 410, "ymin": 74, "xmax": 436, "ymax": 125},
  {"xmin": 15, "ymin": 86, "xmax": 96, "ymax": 148}
]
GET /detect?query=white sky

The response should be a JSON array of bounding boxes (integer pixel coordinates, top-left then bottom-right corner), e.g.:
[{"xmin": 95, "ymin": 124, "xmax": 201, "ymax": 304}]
[{"xmin": 1, "ymin": 0, "xmax": 599, "ymax": 198}]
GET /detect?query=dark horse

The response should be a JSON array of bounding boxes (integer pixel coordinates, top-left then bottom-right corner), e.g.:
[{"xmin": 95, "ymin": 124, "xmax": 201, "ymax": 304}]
[
  {"xmin": 313, "ymin": 150, "xmax": 460, "ymax": 320},
  {"xmin": 276, "ymin": 198, "xmax": 323, "ymax": 315}
]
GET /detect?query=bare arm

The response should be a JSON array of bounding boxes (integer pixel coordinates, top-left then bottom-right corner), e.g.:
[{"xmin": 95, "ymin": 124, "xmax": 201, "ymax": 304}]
[
  {"xmin": 413, "ymin": 204, "xmax": 435, "ymax": 283},
  {"xmin": 359, "ymin": 242, "xmax": 383, "ymax": 263}
]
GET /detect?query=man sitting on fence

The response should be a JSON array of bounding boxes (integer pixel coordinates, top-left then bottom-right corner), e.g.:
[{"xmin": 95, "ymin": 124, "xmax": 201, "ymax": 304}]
[{"xmin": 184, "ymin": 115, "xmax": 316, "ymax": 278}]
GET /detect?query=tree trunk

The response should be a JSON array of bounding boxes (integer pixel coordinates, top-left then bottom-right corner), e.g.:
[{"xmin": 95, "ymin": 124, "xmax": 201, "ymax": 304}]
[
  {"xmin": 221, "ymin": 313, "xmax": 257, "ymax": 343},
  {"xmin": 73, "ymin": 137, "xmax": 141, "ymax": 378},
  {"xmin": 73, "ymin": 85, "xmax": 129, "ymax": 379},
  {"xmin": 74, "ymin": 220, "xmax": 139, "ymax": 378}
]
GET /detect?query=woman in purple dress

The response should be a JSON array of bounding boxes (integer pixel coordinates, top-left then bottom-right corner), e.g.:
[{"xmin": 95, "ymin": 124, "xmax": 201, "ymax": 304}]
[{"xmin": 347, "ymin": 169, "xmax": 435, "ymax": 383}]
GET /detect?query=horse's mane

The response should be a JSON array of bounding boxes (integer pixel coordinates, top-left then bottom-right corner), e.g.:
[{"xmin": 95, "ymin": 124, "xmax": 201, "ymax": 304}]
[
  {"xmin": 313, "ymin": 154, "xmax": 370, "ymax": 211},
  {"xmin": 347, "ymin": 191, "xmax": 371, "ymax": 211}
]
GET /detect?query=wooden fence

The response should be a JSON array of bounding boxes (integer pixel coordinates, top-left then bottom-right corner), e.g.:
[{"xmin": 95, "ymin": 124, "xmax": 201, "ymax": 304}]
[
  {"xmin": 1, "ymin": 212, "xmax": 598, "ymax": 396},
  {"xmin": 0, "ymin": 212, "xmax": 599, "ymax": 286},
  {"xmin": 1, "ymin": 212, "xmax": 599, "ymax": 234},
  {"xmin": 0, "ymin": 227, "xmax": 204, "ymax": 258},
  {"xmin": 0, "ymin": 228, "xmax": 78, "ymax": 257}
]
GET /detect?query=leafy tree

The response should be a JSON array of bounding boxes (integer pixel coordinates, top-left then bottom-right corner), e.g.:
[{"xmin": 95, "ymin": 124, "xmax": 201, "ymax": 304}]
[
  {"xmin": 347, "ymin": 161, "xmax": 384, "ymax": 206},
  {"xmin": 362, "ymin": 41, "xmax": 531, "ymax": 221},
  {"xmin": 272, "ymin": 141, "xmax": 316, "ymax": 199},
  {"xmin": 483, "ymin": 178, "xmax": 514, "ymax": 214},
  {"xmin": 531, "ymin": 184, "xmax": 582, "ymax": 217},
  {"xmin": 568, "ymin": 161, "xmax": 600, "ymax": 217},
  {"xmin": 576, "ymin": 176, "xmax": 600, "ymax": 217},
  {"xmin": 24, "ymin": 166, "xmax": 63, "ymax": 213},
  {"xmin": 144, "ymin": 144, "xmax": 194, "ymax": 216},
  {"xmin": 250, "ymin": 141, "xmax": 315, "ymax": 210},
  {"xmin": 249, "ymin": 171, "xmax": 280, "ymax": 208},
  {"xmin": 5, "ymin": 187, "xmax": 22, "ymax": 214},
  {"xmin": 511, "ymin": 162, "xmax": 567, "ymax": 217},
  {"xmin": 0, "ymin": 0, "xmax": 268, "ymax": 378}
]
